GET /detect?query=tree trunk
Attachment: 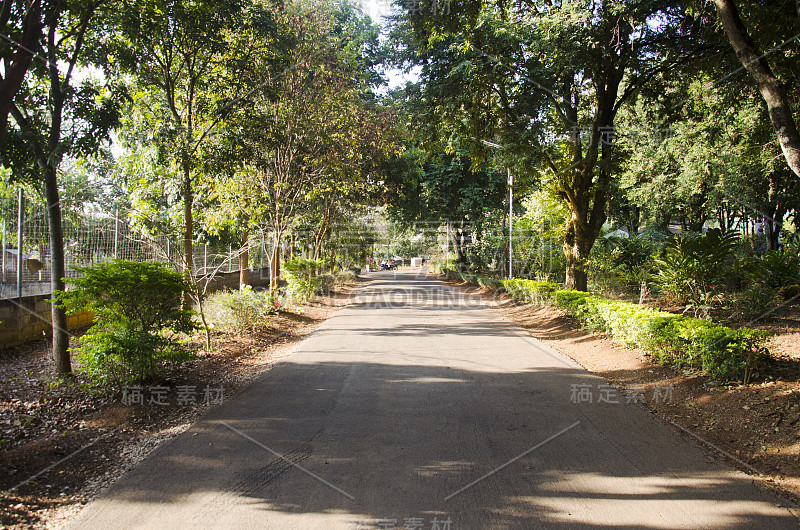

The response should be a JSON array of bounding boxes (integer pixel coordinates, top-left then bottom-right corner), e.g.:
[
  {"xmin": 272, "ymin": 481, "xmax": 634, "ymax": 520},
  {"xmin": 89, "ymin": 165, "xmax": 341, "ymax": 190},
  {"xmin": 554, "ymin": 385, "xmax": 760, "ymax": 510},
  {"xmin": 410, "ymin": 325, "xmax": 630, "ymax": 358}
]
[
  {"xmin": 714, "ymin": 0, "xmax": 800, "ymax": 179},
  {"xmin": 239, "ymin": 229, "xmax": 249, "ymax": 289},
  {"xmin": 765, "ymin": 168, "xmax": 786, "ymax": 251},
  {"xmin": 182, "ymin": 163, "xmax": 193, "ymax": 276},
  {"xmin": 269, "ymin": 231, "xmax": 282, "ymax": 291},
  {"xmin": 313, "ymin": 219, "xmax": 328, "ymax": 261},
  {"xmin": 563, "ymin": 218, "xmax": 593, "ymax": 292},
  {"xmin": 44, "ymin": 165, "xmax": 70, "ymax": 374},
  {"xmin": 0, "ymin": 0, "xmax": 41, "ymax": 148},
  {"xmin": 765, "ymin": 215, "xmax": 780, "ymax": 251},
  {"xmin": 452, "ymin": 224, "xmax": 469, "ymax": 271}
]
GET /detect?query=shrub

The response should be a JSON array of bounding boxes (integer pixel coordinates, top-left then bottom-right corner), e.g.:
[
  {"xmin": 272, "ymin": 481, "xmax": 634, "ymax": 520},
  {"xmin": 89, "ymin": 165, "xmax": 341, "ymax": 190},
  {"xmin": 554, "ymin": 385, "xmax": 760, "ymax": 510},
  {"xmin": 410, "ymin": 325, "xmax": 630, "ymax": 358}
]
[
  {"xmin": 205, "ymin": 286, "xmax": 281, "ymax": 334},
  {"xmin": 283, "ymin": 257, "xmax": 323, "ymax": 303},
  {"xmin": 55, "ymin": 260, "xmax": 199, "ymax": 385},
  {"xmin": 654, "ymin": 228, "xmax": 739, "ymax": 314},
  {"xmin": 318, "ymin": 270, "xmax": 357, "ymax": 293},
  {"xmin": 746, "ymin": 250, "xmax": 800, "ymax": 299},
  {"xmin": 440, "ymin": 267, "xmax": 462, "ymax": 282},
  {"xmin": 732, "ymin": 283, "xmax": 783, "ymax": 320},
  {"xmin": 460, "ymin": 272, "xmax": 479, "ymax": 285},
  {"xmin": 477, "ymin": 276, "xmax": 502, "ymax": 290},
  {"xmin": 500, "ymin": 279, "xmax": 559, "ymax": 304},
  {"xmin": 496, "ymin": 277, "xmax": 771, "ymax": 383}
]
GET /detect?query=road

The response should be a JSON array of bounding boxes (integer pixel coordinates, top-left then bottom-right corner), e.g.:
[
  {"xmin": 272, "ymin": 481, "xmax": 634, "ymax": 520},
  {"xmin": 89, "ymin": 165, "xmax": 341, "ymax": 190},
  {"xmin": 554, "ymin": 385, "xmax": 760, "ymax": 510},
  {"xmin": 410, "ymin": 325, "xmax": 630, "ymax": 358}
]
[{"xmin": 69, "ymin": 270, "xmax": 798, "ymax": 529}]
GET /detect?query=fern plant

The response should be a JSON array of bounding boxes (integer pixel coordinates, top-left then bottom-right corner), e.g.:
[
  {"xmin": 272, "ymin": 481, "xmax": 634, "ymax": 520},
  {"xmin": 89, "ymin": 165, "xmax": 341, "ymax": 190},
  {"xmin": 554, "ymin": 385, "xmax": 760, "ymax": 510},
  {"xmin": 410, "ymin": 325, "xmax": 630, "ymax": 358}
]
[{"xmin": 654, "ymin": 229, "xmax": 739, "ymax": 315}]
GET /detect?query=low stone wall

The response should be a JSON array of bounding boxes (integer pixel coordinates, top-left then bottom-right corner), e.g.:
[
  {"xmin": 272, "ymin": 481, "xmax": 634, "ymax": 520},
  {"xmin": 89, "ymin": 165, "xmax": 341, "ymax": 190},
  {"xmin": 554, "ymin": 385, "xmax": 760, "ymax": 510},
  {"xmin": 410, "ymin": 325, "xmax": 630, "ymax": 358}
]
[
  {"xmin": 0, "ymin": 267, "xmax": 272, "ymax": 350},
  {"xmin": 199, "ymin": 267, "xmax": 271, "ymax": 293},
  {"xmin": 0, "ymin": 294, "xmax": 93, "ymax": 349}
]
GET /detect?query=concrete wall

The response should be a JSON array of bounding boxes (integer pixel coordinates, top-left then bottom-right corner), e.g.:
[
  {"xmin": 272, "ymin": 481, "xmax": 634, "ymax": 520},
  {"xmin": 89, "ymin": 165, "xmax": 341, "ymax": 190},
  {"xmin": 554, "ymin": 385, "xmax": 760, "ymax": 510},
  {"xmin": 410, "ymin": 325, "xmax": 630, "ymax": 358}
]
[
  {"xmin": 199, "ymin": 267, "xmax": 271, "ymax": 293},
  {"xmin": 0, "ymin": 267, "xmax": 272, "ymax": 350},
  {"xmin": 0, "ymin": 281, "xmax": 51, "ymax": 299},
  {"xmin": 0, "ymin": 294, "xmax": 93, "ymax": 349}
]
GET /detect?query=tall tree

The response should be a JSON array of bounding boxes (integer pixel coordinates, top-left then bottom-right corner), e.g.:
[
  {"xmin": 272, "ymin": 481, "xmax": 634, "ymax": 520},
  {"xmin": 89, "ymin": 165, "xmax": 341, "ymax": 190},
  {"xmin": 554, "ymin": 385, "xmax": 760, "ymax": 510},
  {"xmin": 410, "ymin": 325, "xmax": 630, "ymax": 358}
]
[
  {"xmin": 113, "ymin": 0, "xmax": 245, "ymax": 279},
  {"xmin": 712, "ymin": 0, "xmax": 800, "ymax": 179},
  {"xmin": 0, "ymin": 0, "xmax": 43, "ymax": 146},
  {"xmin": 392, "ymin": 0, "xmax": 706, "ymax": 290},
  {"xmin": 4, "ymin": 0, "xmax": 121, "ymax": 374},
  {"xmin": 385, "ymin": 145, "xmax": 506, "ymax": 270},
  {"xmin": 216, "ymin": 0, "xmax": 392, "ymax": 290},
  {"xmin": 616, "ymin": 73, "xmax": 797, "ymax": 249}
]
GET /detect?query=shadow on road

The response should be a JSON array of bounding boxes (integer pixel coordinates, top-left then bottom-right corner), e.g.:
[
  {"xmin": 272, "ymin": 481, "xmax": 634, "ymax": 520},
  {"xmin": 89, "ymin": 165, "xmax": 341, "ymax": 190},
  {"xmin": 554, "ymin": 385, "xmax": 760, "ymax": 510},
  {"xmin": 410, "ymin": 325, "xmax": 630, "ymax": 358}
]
[{"xmin": 71, "ymin": 358, "xmax": 798, "ymax": 529}]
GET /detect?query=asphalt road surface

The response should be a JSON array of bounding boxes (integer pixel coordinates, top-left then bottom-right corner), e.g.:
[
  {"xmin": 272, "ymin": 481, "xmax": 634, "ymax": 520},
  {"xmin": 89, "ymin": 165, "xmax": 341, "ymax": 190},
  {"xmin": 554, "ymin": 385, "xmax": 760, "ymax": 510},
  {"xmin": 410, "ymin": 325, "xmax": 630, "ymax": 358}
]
[{"xmin": 69, "ymin": 269, "xmax": 799, "ymax": 529}]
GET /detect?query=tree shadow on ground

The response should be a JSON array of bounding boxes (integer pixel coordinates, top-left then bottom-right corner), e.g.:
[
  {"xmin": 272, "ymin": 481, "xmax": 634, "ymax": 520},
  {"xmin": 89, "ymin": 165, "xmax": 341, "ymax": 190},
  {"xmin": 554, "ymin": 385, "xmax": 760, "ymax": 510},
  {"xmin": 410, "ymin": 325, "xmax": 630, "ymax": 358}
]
[{"xmin": 67, "ymin": 360, "xmax": 798, "ymax": 529}]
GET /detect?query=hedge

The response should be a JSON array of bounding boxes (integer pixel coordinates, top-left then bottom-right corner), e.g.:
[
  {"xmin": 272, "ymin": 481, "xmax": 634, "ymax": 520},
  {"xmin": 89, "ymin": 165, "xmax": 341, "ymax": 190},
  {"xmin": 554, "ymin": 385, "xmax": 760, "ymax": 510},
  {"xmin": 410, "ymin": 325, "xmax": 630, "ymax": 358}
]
[
  {"xmin": 498, "ymin": 278, "xmax": 770, "ymax": 384},
  {"xmin": 438, "ymin": 269, "xmax": 769, "ymax": 383}
]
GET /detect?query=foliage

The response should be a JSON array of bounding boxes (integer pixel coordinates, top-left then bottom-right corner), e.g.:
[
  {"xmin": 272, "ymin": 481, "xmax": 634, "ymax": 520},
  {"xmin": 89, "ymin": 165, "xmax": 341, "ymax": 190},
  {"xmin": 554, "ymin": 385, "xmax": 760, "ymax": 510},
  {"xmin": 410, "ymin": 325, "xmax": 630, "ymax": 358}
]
[
  {"xmin": 384, "ymin": 146, "xmax": 507, "ymax": 271},
  {"xmin": 210, "ymin": 0, "xmax": 393, "ymax": 290},
  {"xmin": 318, "ymin": 269, "xmax": 357, "ymax": 293},
  {"xmin": 282, "ymin": 257, "xmax": 324, "ymax": 303},
  {"xmin": 514, "ymin": 190, "xmax": 568, "ymax": 281},
  {"xmin": 4, "ymin": 0, "xmax": 125, "ymax": 374},
  {"xmin": 653, "ymin": 228, "xmax": 739, "ymax": 314},
  {"xmin": 55, "ymin": 260, "xmax": 198, "ymax": 385},
  {"xmin": 498, "ymin": 278, "xmax": 771, "ymax": 384},
  {"xmin": 205, "ymin": 286, "xmax": 281, "ymax": 334},
  {"xmin": 499, "ymin": 278, "xmax": 558, "ymax": 304},
  {"xmin": 588, "ymin": 233, "xmax": 658, "ymax": 298},
  {"xmin": 729, "ymin": 249, "xmax": 800, "ymax": 318},
  {"xmin": 744, "ymin": 250, "xmax": 800, "ymax": 299},
  {"xmin": 391, "ymin": 0, "xmax": 706, "ymax": 290}
]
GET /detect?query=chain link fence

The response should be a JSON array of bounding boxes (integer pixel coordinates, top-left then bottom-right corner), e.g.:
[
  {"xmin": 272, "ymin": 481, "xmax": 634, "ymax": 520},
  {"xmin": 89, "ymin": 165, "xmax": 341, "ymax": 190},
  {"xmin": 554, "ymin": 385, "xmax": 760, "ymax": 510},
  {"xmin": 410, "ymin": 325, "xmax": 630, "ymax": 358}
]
[{"xmin": 0, "ymin": 189, "xmax": 271, "ymax": 300}]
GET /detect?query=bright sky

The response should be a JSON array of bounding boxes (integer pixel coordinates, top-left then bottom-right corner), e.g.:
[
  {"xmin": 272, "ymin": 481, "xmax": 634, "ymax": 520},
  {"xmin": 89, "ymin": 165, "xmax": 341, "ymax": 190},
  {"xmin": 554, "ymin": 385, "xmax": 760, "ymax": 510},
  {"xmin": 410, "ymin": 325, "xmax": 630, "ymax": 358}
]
[
  {"xmin": 359, "ymin": 0, "xmax": 419, "ymax": 90},
  {"xmin": 359, "ymin": 0, "xmax": 395, "ymax": 23}
]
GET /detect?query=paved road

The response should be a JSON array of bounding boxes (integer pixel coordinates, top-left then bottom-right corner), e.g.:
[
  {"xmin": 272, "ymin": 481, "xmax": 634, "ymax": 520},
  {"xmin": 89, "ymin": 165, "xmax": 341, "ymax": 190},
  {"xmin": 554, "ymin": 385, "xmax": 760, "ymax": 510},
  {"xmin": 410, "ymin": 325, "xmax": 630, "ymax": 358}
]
[{"xmin": 69, "ymin": 270, "xmax": 798, "ymax": 529}]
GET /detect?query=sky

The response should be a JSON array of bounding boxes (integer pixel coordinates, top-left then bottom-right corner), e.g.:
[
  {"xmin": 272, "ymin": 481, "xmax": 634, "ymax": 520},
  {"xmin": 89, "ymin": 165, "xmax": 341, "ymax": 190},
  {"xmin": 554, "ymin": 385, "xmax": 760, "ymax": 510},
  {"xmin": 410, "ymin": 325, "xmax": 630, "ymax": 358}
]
[
  {"xmin": 359, "ymin": 0, "xmax": 395, "ymax": 22},
  {"xmin": 359, "ymin": 0, "xmax": 419, "ymax": 90}
]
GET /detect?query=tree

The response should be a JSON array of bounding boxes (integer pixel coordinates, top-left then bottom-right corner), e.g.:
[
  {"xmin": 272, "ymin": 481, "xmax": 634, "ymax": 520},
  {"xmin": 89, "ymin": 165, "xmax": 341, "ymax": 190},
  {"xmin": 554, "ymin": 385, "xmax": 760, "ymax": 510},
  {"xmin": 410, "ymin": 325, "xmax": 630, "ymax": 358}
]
[
  {"xmin": 4, "ymin": 0, "xmax": 121, "ymax": 374},
  {"xmin": 113, "ymin": 0, "xmax": 246, "ymax": 279},
  {"xmin": 215, "ymin": 0, "xmax": 391, "ymax": 291},
  {"xmin": 392, "ymin": 0, "xmax": 708, "ymax": 290},
  {"xmin": 385, "ymin": 145, "xmax": 506, "ymax": 271},
  {"xmin": 712, "ymin": 0, "xmax": 800, "ymax": 179},
  {"xmin": 0, "ymin": 0, "xmax": 43, "ymax": 146}
]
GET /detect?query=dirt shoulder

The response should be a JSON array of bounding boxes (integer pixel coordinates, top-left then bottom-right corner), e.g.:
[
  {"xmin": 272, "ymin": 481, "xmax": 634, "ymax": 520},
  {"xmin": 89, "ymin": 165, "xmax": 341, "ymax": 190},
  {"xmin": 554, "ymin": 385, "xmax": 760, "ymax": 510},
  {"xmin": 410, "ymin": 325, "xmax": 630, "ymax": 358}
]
[
  {"xmin": 0, "ymin": 277, "xmax": 368, "ymax": 529},
  {"xmin": 439, "ymin": 274, "xmax": 800, "ymax": 506}
]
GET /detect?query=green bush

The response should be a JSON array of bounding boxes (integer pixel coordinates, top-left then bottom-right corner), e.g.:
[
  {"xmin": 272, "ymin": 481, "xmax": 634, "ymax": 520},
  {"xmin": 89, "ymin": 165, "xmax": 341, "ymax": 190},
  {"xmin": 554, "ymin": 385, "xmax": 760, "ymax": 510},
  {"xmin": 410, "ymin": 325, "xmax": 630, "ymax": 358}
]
[
  {"xmin": 318, "ymin": 270, "xmax": 357, "ymax": 292},
  {"xmin": 477, "ymin": 276, "xmax": 502, "ymax": 290},
  {"xmin": 745, "ymin": 250, "xmax": 800, "ymax": 298},
  {"xmin": 283, "ymin": 257, "xmax": 323, "ymax": 303},
  {"xmin": 460, "ymin": 272, "xmax": 479, "ymax": 285},
  {"xmin": 496, "ymin": 277, "xmax": 770, "ymax": 383},
  {"xmin": 654, "ymin": 228, "xmax": 738, "ymax": 314},
  {"xmin": 55, "ymin": 260, "xmax": 199, "ymax": 385},
  {"xmin": 205, "ymin": 286, "xmax": 281, "ymax": 334},
  {"xmin": 441, "ymin": 267, "xmax": 462, "ymax": 282},
  {"xmin": 501, "ymin": 279, "xmax": 559, "ymax": 304}
]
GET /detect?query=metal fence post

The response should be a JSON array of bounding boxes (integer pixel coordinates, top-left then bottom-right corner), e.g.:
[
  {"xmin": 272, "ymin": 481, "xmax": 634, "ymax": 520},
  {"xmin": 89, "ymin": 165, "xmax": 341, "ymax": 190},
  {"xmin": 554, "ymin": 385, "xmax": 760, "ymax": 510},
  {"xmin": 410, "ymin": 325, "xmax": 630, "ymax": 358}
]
[
  {"xmin": 113, "ymin": 209, "xmax": 119, "ymax": 259},
  {"xmin": 2, "ymin": 219, "xmax": 6, "ymax": 283},
  {"xmin": 17, "ymin": 188, "xmax": 23, "ymax": 299}
]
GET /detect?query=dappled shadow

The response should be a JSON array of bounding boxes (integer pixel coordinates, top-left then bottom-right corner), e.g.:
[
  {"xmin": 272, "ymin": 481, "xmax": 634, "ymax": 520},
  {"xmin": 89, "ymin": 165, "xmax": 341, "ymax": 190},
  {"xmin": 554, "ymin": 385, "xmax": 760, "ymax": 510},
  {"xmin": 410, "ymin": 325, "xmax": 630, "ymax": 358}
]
[
  {"xmin": 66, "ymin": 271, "xmax": 798, "ymax": 529},
  {"xmin": 67, "ymin": 362, "xmax": 797, "ymax": 529}
]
